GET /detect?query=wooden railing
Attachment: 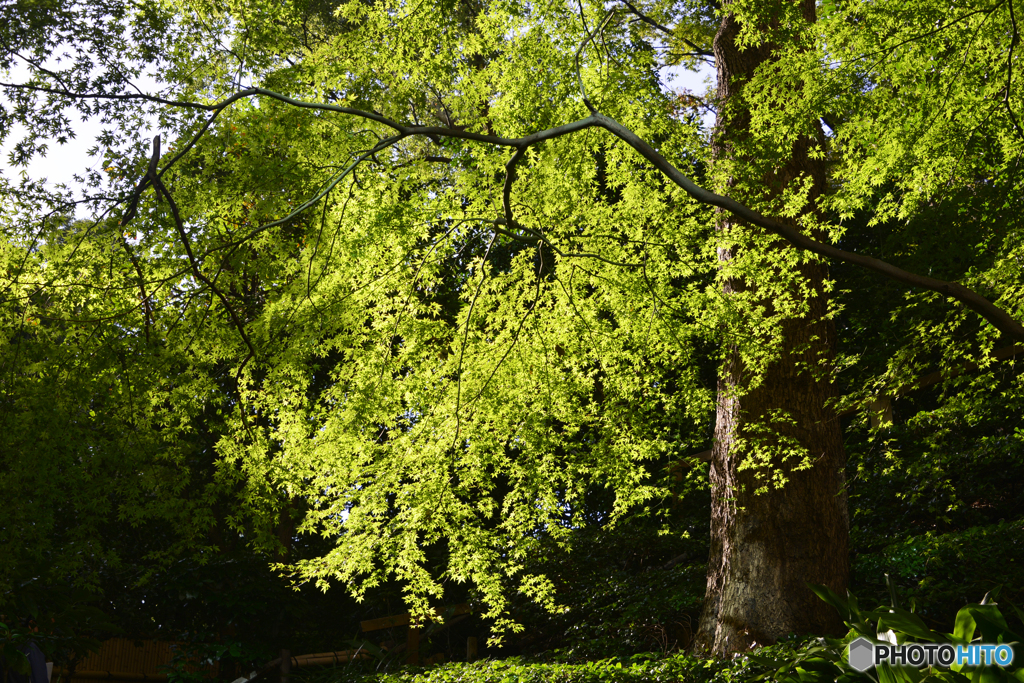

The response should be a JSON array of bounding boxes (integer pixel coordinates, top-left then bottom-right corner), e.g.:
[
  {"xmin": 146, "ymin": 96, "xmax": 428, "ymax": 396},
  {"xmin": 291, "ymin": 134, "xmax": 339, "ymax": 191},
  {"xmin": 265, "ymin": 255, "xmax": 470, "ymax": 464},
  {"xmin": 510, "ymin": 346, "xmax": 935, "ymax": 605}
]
[
  {"xmin": 55, "ymin": 639, "xmax": 215, "ymax": 683},
  {"xmin": 56, "ymin": 605, "xmax": 478, "ymax": 683},
  {"xmin": 359, "ymin": 603, "xmax": 472, "ymax": 666}
]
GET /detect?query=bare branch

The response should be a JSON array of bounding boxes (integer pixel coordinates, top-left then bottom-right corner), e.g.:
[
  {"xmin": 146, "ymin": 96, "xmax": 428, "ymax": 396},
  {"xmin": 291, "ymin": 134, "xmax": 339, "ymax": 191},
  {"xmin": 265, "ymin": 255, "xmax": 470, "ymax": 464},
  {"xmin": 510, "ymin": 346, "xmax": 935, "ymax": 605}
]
[{"xmin": 618, "ymin": 0, "xmax": 715, "ymax": 58}]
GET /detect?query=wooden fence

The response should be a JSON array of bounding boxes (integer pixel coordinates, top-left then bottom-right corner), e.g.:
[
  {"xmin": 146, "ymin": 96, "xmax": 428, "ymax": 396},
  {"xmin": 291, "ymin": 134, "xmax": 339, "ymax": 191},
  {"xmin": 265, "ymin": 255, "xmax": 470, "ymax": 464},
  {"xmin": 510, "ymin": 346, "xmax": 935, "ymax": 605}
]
[
  {"xmin": 54, "ymin": 605, "xmax": 479, "ymax": 683},
  {"xmin": 57, "ymin": 639, "xmax": 217, "ymax": 683},
  {"xmin": 360, "ymin": 603, "xmax": 472, "ymax": 666}
]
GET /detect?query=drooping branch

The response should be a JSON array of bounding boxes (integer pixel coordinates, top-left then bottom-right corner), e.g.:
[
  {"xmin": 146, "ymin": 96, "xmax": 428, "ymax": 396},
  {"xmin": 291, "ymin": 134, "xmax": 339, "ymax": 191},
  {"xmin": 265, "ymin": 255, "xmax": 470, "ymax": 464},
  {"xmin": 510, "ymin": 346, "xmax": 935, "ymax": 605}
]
[
  {"xmin": 1004, "ymin": 0, "xmax": 1024, "ymax": 140},
  {"xmin": 574, "ymin": 9, "xmax": 619, "ymax": 113},
  {"xmin": 129, "ymin": 135, "xmax": 259, "ymax": 374},
  {"xmin": 502, "ymin": 148, "xmax": 528, "ymax": 228},
  {"xmin": 105, "ymin": 85, "xmax": 1024, "ymax": 344},
  {"xmin": 586, "ymin": 113, "xmax": 1024, "ymax": 344},
  {"xmin": 118, "ymin": 232, "xmax": 153, "ymax": 343}
]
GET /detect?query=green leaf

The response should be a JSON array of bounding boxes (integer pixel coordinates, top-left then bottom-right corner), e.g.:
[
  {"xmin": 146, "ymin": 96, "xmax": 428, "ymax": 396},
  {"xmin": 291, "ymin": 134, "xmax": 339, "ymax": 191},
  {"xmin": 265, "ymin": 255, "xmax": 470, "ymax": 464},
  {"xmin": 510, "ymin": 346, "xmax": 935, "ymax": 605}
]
[
  {"xmin": 969, "ymin": 606, "xmax": 1022, "ymax": 644},
  {"xmin": 872, "ymin": 609, "xmax": 946, "ymax": 643},
  {"xmin": 955, "ymin": 607, "xmax": 979, "ymax": 644},
  {"xmin": 809, "ymin": 582, "xmax": 851, "ymax": 621},
  {"xmin": 1, "ymin": 646, "xmax": 30, "ymax": 675}
]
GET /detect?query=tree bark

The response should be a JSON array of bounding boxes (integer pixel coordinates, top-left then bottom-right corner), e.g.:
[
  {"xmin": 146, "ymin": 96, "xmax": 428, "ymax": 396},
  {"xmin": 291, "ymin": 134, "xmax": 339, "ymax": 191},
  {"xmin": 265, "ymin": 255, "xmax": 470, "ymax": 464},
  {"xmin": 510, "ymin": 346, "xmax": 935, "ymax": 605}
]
[{"xmin": 694, "ymin": 1, "xmax": 849, "ymax": 656}]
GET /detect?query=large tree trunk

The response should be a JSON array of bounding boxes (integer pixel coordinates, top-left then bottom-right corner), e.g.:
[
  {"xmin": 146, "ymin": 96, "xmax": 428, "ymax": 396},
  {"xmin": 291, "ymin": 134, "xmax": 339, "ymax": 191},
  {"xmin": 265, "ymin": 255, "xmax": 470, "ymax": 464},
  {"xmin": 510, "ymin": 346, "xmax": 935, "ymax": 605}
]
[{"xmin": 693, "ymin": 1, "xmax": 849, "ymax": 656}]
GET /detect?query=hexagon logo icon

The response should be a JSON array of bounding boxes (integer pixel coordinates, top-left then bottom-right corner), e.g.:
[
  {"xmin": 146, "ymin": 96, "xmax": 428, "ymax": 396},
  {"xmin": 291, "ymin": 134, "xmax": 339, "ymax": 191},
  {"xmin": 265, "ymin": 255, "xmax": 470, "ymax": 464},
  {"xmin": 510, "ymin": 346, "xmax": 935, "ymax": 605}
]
[{"xmin": 848, "ymin": 637, "xmax": 875, "ymax": 672}]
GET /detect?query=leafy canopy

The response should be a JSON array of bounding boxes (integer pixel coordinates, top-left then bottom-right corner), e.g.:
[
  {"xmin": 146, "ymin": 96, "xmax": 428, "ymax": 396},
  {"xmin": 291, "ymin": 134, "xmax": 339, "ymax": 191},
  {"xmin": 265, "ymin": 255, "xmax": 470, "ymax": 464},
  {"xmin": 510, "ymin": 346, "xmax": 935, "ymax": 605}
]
[{"xmin": 2, "ymin": 0, "xmax": 1023, "ymax": 636}]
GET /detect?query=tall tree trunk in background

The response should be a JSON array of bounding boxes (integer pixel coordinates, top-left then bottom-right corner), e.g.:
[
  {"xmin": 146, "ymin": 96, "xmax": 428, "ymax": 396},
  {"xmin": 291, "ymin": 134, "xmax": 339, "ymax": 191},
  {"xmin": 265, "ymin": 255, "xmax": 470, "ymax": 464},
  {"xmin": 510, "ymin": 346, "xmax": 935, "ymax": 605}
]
[{"xmin": 694, "ymin": 0, "xmax": 849, "ymax": 656}]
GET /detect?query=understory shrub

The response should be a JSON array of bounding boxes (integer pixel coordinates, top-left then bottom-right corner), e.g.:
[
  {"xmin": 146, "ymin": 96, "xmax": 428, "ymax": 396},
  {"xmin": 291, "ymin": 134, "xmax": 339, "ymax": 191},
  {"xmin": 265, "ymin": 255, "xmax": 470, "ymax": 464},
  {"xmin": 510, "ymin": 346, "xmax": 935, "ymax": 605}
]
[
  {"xmin": 292, "ymin": 580, "xmax": 1024, "ymax": 683},
  {"xmin": 852, "ymin": 520, "xmax": 1024, "ymax": 629}
]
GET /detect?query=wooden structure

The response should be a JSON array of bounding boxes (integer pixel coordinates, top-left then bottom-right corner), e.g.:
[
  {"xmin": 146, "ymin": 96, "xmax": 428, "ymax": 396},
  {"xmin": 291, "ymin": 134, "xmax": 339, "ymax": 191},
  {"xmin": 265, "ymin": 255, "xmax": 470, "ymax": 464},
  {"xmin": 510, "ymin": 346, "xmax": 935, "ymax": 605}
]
[
  {"xmin": 56, "ymin": 639, "xmax": 216, "ymax": 683},
  {"xmin": 360, "ymin": 603, "xmax": 471, "ymax": 666},
  {"xmin": 221, "ymin": 648, "xmax": 372, "ymax": 683},
  {"xmin": 56, "ymin": 640, "xmax": 380, "ymax": 683},
  {"xmin": 53, "ymin": 604, "xmax": 478, "ymax": 683},
  {"xmin": 273, "ymin": 651, "xmax": 370, "ymax": 668}
]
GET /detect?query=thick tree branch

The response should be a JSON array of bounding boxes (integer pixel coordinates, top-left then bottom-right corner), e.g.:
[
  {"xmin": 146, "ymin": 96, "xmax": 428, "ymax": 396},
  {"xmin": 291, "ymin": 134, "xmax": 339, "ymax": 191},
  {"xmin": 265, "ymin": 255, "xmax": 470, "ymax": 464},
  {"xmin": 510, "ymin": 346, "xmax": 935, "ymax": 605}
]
[
  {"xmin": 101, "ymin": 86, "xmax": 1024, "ymax": 343},
  {"xmin": 503, "ymin": 147, "xmax": 527, "ymax": 227},
  {"xmin": 587, "ymin": 113, "xmax": 1024, "ymax": 344}
]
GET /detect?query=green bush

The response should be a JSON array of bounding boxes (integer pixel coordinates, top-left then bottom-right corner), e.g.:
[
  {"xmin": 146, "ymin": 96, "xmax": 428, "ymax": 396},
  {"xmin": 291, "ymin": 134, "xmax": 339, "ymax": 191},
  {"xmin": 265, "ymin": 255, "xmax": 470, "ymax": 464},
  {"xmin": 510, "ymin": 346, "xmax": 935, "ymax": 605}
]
[
  {"xmin": 737, "ymin": 582, "xmax": 1024, "ymax": 683},
  {"xmin": 496, "ymin": 519, "xmax": 708, "ymax": 658},
  {"xmin": 290, "ymin": 651, "xmax": 779, "ymax": 683},
  {"xmin": 292, "ymin": 580, "xmax": 1024, "ymax": 683},
  {"xmin": 852, "ymin": 521, "xmax": 1024, "ymax": 630}
]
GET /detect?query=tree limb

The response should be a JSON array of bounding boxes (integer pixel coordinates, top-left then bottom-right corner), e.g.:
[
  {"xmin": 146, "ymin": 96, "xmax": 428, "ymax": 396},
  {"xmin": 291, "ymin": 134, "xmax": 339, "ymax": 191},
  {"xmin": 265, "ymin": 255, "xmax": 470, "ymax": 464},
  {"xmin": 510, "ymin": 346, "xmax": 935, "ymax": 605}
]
[
  {"xmin": 103, "ymin": 87, "xmax": 1024, "ymax": 344},
  {"xmin": 618, "ymin": 0, "xmax": 715, "ymax": 57},
  {"xmin": 588, "ymin": 113, "xmax": 1024, "ymax": 344},
  {"xmin": 1004, "ymin": 0, "xmax": 1024, "ymax": 140},
  {"xmin": 129, "ymin": 135, "xmax": 261, "ymax": 435},
  {"xmin": 503, "ymin": 147, "xmax": 527, "ymax": 227},
  {"xmin": 143, "ymin": 136, "xmax": 256, "ymax": 362}
]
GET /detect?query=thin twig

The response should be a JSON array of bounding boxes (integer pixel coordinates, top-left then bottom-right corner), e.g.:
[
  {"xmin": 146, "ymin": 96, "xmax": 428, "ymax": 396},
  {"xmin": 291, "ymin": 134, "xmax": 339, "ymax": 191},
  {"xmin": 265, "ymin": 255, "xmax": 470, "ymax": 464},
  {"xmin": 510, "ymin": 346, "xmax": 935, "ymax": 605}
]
[
  {"xmin": 618, "ymin": 0, "xmax": 714, "ymax": 57},
  {"xmin": 451, "ymin": 232, "xmax": 498, "ymax": 449},
  {"xmin": 1005, "ymin": 0, "xmax": 1024, "ymax": 140},
  {"xmin": 575, "ymin": 9, "xmax": 618, "ymax": 112},
  {"xmin": 465, "ymin": 245, "xmax": 545, "ymax": 407}
]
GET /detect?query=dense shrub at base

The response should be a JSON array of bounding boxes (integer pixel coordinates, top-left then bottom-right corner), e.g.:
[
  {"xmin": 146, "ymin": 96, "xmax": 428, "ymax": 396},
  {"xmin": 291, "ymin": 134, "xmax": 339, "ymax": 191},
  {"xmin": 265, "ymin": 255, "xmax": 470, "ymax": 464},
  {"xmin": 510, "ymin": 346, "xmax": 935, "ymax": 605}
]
[
  {"xmin": 852, "ymin": 520, "xmax": 1024, "ymax": 629},
  {"xmin": 291, "ymin": 651, "xmax": 774, "ymax": 683},
  {"xmin": 291, "ymin": 580, "xmax": 1024, "ymax": 683}
]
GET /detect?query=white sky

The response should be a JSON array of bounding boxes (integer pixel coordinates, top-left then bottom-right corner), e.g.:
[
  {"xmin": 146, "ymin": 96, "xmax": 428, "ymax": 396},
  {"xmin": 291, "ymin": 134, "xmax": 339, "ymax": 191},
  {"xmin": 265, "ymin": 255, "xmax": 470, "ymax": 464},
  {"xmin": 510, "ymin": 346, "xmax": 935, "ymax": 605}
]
[
  {"xmin": 0, "ymin": 58, "xmax": 165, "ymax": 195},
  {"xmin": 664, "ymin": 61, "xmax": 717, "ymax": 124}
]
